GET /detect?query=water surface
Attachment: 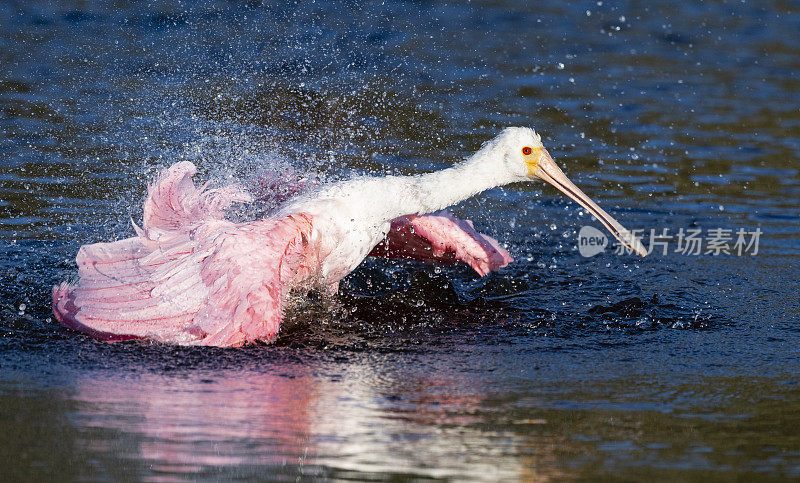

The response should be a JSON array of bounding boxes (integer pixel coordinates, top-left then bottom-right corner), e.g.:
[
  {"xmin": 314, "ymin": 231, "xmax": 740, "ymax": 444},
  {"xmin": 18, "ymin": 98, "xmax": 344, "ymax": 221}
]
[{"xmin": 1, "ymin": 0, "xmax": 799, "ymax": 480}]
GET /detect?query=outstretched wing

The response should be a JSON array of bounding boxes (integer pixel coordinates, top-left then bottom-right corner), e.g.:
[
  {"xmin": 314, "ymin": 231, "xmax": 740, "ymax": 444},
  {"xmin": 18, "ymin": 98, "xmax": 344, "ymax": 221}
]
[
  {"xmin": 368, "ymin": 211, "xmax": 513, "ymax": 276},
  {"xmin": 53, "ymin": 162, "xmax": 315, "ymax": 347}
]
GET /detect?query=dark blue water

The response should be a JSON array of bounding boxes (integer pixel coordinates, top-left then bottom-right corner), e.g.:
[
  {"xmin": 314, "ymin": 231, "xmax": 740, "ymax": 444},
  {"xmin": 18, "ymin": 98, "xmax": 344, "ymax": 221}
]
[{"xmin": 2, "ymin": 1, "xmax": 799, "ymax": 479}]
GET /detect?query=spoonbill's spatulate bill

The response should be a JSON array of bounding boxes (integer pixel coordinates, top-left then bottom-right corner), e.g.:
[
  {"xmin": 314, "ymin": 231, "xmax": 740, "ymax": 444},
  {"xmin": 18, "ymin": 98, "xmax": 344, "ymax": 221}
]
[{"xmin": 53, "ymin": 127, "xmax": 647, "ymax": 346}]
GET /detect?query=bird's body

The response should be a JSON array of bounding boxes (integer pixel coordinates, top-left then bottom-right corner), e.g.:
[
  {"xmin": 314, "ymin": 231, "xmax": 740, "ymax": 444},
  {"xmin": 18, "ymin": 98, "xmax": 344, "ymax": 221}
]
[{"xmin": 53, "ymin": 128, "xmax": 645, "ymax": 346}]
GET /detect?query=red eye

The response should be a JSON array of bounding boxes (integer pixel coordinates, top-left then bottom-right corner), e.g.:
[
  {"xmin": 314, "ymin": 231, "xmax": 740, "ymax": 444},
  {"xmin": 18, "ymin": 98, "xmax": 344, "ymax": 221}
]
[{"xmin": 522, "ymin": 147, "xmax": 532, "ymax": 156}]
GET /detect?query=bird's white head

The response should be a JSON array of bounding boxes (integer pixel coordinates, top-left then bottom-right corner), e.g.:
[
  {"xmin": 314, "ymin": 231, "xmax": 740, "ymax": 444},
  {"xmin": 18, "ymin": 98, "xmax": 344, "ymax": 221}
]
[
  {"xmin": 481, "ymin": 127, "xmax": 647, "ymax": 257},
  {"xmin": 476, "ymin": 126, "xmax": 545, "ymax": 181}
]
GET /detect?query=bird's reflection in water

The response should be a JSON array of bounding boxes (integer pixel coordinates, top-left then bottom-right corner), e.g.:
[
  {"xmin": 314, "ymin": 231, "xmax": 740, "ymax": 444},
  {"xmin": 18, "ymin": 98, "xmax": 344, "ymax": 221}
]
[
  {"xmin": 72, "ymin": 369, "xmax": 318, "ymax": 473},
  {"xmin": 67, "ymin": 362, "xmax": 544, "ymax": 479}
]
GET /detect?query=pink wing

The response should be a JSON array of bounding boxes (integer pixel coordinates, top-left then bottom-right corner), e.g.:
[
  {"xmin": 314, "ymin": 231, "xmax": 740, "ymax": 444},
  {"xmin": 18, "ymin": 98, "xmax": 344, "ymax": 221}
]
[
  {"xmin": 369, "ymin": 211, "xmax": 513, "ymax": 276},
  {"xmin": 53, "ymin": 162, "xmax": 315, "ymax": 347}
]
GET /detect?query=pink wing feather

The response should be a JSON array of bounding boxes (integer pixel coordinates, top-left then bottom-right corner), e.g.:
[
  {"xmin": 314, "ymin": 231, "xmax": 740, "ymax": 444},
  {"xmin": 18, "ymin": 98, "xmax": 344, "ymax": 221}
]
[
  {"xmin": 53, "ymin": 162, "xmax": 315, "ymax": 346},
  {"xmin": 369, "ymin": 211, "xmax": 513, "ymax": 276}
]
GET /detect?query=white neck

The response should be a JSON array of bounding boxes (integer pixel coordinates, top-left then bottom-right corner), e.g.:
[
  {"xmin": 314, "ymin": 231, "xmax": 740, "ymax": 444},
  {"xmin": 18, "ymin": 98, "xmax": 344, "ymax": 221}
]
[
  {"xmin": 380, "ymin": 150, "xmax": 519, "ymax": 221},
  {"xmin": 281, "ymin": 146, "xmax": 520, "ymax": 229}
]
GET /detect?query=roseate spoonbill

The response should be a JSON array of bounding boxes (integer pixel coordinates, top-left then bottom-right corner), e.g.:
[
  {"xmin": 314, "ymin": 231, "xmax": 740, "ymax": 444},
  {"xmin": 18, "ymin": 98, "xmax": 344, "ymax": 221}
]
[{"xmin": 53, "ymin": 127, "xmax": 646, "ymax": 346}]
